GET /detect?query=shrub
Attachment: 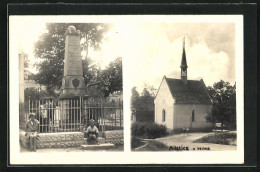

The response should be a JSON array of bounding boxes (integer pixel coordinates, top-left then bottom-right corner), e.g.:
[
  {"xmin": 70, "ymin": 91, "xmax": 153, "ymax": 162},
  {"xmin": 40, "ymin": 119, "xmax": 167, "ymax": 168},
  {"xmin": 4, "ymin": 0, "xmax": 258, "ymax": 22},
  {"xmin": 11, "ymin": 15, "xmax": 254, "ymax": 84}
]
[{"xmin": 131, "ymin": 122, "xmax": 167, "ymax": 139}]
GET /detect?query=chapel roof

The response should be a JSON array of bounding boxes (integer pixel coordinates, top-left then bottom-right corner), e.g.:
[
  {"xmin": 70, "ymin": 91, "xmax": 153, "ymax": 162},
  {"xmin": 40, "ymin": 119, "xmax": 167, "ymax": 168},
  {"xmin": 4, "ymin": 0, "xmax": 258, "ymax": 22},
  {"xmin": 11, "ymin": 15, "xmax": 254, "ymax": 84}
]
[{"xmin": 165, "ymin": 77, "xmax": 212, "ymax": 105}]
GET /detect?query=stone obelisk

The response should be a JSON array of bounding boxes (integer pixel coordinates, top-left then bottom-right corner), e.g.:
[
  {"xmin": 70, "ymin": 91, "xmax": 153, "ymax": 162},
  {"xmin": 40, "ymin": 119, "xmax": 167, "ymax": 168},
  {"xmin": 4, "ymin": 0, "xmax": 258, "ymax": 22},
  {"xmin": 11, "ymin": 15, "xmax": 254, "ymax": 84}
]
[{"xmin": 60, "ymin": 25, "xmax": 87, "ymax": 98}]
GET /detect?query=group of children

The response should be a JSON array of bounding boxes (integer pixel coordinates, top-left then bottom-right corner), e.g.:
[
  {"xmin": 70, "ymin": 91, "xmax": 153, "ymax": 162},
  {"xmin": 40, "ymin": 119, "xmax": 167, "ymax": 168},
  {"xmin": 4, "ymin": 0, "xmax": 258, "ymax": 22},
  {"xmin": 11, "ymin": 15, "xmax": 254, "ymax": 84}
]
[{"xmin": 25, "ymin": 113, "xmax": 99, "ymax": 152}]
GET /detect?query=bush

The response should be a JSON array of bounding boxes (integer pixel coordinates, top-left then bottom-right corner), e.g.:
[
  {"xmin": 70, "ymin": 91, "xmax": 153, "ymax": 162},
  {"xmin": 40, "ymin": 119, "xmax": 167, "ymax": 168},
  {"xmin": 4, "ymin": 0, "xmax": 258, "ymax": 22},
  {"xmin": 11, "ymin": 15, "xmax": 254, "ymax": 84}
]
[{"xmin": 131, "ymin": 122, "xmax": 167, "ymax": 139}]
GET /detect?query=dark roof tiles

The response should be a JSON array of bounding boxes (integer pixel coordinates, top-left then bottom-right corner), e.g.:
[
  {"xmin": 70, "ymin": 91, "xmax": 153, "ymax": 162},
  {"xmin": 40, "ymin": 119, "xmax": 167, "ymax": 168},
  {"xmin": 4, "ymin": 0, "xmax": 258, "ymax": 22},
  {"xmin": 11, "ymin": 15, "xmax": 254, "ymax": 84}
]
[{"xmin": 165, "ymin": 78, "xmax": 212, "ymax": 105}]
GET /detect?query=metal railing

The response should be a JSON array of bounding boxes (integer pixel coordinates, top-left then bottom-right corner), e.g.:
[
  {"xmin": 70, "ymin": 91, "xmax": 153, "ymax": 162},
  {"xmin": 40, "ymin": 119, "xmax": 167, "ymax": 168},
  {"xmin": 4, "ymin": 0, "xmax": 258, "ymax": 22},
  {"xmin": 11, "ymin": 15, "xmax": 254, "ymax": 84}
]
[{"xmin": 25, "ymin": 97, "xmax": 123, "ymax": 133}]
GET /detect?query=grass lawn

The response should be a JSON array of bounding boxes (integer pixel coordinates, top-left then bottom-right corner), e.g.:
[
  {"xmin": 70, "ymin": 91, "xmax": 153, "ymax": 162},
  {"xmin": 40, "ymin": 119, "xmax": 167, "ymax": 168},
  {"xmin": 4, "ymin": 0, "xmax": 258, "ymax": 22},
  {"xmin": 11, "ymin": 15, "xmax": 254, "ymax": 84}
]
[
  {"xmin": 131, "ymin": 137, "xmax": 146, "ymax": 150},
  {"xmin": 133, "ymin": 140, "xmax": 169, "ymax": 151},
  {"xmin": 193, "ymin": 132, "xmax": 237, "ymax": 145}
]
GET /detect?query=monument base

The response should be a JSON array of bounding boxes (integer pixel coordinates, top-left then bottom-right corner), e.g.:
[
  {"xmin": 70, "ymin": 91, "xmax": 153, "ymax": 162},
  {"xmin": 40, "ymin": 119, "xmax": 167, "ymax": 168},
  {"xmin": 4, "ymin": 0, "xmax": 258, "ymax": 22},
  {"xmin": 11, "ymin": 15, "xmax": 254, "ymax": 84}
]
[{"xmin": 59, "ymin": 93, "xmax": 88, "ymax": 99}]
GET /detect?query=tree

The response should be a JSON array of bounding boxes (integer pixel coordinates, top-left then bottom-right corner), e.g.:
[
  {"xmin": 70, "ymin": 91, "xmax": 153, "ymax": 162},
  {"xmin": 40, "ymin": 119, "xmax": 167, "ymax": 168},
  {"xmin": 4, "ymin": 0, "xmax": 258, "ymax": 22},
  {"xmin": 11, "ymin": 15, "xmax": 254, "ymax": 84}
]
[
  {"xmin": 82, "ymin": 56, "xmax": 100, "ymax": 86},
  {"xmin": 24, "ymin": 53, "xmax": 29, "ymax": 68},
  {"xmin": 98, "ymin": 57, "xmax": 122, "ymax": 97},
  {"xmin": 206, "ymin": 80, "xmax": 236, "ymax": 129},
  {"xmin": 131, "ymin": 87, "xmax": 140, "ymax": 106},
  {"xmin": 25, "ymin": 88, "xmax": 59, "ymax": 102},
  {"xmin": 143, "ymin": 83, "xmax": 157, "ymax": 97},
  {"xmin": 34, "ymin": 23, "xmax": 109, "ymax": 91},
  {"xmin": 141, "ymin": 88, "xmax": 151, "ymax": 97},
  {"xmin": 131, "ymin": 87, "xmax": 140, "ymax": 117},
  {"xmin": 131, "ymin": 86, "xmax": 155, "ymax": 112}
]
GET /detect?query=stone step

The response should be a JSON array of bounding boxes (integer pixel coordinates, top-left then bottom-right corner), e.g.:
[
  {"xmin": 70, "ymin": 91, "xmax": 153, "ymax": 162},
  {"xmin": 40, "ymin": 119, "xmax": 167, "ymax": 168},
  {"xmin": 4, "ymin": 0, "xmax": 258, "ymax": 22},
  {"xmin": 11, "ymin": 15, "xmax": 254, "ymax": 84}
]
[
  {"xmin": 83, "ymin": 137, "xmax": 106, "ymax": 144},
  {"xmin": 81, "ymin": 143, "xmax": 115, "ymax": 150}
]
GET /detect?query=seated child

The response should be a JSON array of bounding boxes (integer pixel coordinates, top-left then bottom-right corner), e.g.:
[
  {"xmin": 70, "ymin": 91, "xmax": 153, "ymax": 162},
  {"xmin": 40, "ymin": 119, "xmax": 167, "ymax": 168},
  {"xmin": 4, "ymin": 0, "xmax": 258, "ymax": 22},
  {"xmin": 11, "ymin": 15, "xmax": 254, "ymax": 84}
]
[
  {"xmin": 84, "ymin": 119, "xmax": 99, "ymax": 145},
  {"xmin": 25, "ymin": 113, "xmax": 39, "ymax": 152}
]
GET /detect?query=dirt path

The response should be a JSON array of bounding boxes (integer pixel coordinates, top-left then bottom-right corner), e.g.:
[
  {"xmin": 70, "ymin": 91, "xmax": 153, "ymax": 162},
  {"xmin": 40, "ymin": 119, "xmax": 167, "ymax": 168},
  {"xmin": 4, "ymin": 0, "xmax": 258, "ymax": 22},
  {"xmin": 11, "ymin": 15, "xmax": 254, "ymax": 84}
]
[{"xmin": 155, "ymin": 132, "xmax": 237, "ymax": 151}]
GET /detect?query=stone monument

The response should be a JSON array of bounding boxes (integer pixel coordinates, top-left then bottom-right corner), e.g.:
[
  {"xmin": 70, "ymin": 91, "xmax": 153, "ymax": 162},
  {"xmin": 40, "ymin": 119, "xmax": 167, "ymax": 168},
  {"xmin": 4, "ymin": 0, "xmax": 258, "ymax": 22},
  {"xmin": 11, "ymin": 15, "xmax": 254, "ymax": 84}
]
[
  {"xmin": 59, "ymin": 26, "xmax": 87, "ymax": 131},
  {"xmin": 60, "ymin": 25, "xmax": 87, "ymax": 98}
]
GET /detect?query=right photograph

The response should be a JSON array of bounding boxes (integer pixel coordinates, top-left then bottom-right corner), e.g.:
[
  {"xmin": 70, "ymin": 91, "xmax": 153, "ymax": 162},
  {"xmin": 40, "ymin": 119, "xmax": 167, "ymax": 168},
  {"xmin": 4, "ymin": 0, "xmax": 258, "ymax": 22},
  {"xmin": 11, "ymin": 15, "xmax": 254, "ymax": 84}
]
[{"xmin": 130, "ymin": 22, "xmax": 237, "ymax": 152}]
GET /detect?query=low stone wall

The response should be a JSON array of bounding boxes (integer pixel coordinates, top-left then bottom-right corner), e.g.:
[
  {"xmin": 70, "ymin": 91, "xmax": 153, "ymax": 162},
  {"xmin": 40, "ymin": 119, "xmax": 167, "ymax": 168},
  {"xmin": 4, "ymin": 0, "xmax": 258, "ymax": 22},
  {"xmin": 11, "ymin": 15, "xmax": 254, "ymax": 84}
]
[
  {"xmin": 37, "ymin": 132, "xmax": 84, "ymax": 148},
  {"xmin": 19, "ymin": 129, "xmax": 123, "ymax": 149},
  {"xmin": 104, "ymin": 130, "xmax": 124, "ymax": 145},
  {"xmin": 19, "ymin": 129, "xmax": 84, "ymax": 149}
]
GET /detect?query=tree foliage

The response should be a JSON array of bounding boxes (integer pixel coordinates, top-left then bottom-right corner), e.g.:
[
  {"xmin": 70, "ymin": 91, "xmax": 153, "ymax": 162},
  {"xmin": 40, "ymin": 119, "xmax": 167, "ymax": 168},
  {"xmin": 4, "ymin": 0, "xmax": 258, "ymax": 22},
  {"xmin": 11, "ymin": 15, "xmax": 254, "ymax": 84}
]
[
  {"xmin": 24, "ymin": 87, "xmax": 59, "ymax": 102},
  {"xmin": 143, "ymin": 83, "xmax": 157, "ymax": 97},
  {"xmin": 33, "ymin": 23, "xmax": 109, "ymax": 91},
  {"xmin": 131, "ymin": 86, "xmax": 155, "ymax": 113},
  {"xmin": 24, "ymin": 53, "xmax": 29, "ymax": 68},
  {"xmin": 98, "ymin": 57, "xmax": 122, "ymax": 97},
  {"xmin": 206, "ymin": 80, "xmax": 236, "ymax": 129}
]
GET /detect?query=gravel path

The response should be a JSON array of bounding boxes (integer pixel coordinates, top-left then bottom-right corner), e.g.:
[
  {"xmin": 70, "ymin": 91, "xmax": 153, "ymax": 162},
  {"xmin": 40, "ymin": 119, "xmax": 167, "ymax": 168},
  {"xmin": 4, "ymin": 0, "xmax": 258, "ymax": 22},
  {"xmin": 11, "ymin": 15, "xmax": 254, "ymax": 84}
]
[{"xmin": 155, "ymin": 132, "xmax": 237, "ymax": 151}]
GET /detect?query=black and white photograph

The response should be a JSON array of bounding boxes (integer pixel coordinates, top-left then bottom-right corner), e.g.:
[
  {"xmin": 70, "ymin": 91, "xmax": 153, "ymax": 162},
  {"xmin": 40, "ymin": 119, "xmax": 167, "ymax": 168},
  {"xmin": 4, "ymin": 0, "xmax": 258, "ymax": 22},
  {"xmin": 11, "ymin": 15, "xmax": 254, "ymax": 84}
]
[
  {"xmin": 130, "ymin": 21, "xmax": 240, "ymax": 152},
  {"xmin": 9, "ymin": 15, "xmax": 244, "ymax": 165},
  {"xmin": 11, "ymin": 18, "xmax": 124, "ymax": 155}
]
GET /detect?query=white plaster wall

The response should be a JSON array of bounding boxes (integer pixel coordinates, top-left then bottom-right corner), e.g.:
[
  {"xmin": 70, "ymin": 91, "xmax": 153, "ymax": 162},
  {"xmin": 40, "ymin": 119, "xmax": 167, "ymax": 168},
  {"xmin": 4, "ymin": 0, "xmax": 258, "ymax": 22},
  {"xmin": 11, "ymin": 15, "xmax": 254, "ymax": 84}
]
[
  {"xmin": 154, "ymin": 78, "xmax": 174, "ymax": 129},
  {"xmin": 173, "ymin": 104, "xmax": 213, "ymax": 130}
]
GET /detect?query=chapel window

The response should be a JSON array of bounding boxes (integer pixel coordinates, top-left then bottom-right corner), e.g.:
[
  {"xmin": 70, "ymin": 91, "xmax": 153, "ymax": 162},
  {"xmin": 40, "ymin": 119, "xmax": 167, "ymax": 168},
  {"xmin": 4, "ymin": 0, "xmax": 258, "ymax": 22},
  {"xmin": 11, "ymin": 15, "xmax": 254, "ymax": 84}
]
[
  {"xmin": 162, "ymin": 109, "xmax": 166, "ymax": 122},
  {"xmin": 192, "ymin": 110, "xmax": 195, "ymax": 122}
]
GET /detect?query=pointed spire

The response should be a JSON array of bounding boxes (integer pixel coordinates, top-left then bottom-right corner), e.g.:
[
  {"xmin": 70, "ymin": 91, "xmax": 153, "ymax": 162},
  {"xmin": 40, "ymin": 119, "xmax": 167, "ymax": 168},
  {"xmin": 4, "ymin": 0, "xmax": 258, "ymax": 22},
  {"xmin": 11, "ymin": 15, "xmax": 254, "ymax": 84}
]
[
  {"xmin": 183, "ymin": 36, "xmax": 185, "ymax": 49},
  {"xmin": 180, "ymin": 36, "xmax": 188, "ymax": 83},
  {"xmin": 180, "ymin": 37, "xmax": 188, "ymax": 68}
]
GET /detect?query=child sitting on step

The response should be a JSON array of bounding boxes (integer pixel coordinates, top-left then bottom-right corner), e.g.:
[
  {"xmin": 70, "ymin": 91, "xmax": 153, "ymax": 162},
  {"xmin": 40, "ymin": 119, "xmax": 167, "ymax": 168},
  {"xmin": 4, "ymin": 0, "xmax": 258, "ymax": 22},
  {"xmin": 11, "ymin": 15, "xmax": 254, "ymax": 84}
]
[{"xmin": 84, "ymin": 119, "xmax": 99, "ymax": 145}]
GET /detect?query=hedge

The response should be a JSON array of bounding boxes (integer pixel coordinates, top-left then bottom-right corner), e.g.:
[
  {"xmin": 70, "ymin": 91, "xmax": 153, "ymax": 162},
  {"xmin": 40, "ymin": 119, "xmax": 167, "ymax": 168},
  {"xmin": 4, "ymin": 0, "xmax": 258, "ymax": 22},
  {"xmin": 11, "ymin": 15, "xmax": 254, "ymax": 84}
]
[{"xmin": 131, "ymin": 122, "xmax": 167, "ymax": 139}]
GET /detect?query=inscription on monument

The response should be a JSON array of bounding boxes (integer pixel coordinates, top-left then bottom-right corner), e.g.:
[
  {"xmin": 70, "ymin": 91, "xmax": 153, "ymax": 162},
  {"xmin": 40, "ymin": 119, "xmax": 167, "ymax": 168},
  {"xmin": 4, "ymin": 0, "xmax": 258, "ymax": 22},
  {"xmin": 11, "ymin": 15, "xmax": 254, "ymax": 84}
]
[
  {"xmin": 67, "ymin": 69, "xmax": 82, "ymax": 76},
  {"xmin": 68, "ymin": 36, "xmax": 81, "ymax": 58},
  {"xmin": 60, "ymin": 25, "xmax": 86, "ymax": 97}
]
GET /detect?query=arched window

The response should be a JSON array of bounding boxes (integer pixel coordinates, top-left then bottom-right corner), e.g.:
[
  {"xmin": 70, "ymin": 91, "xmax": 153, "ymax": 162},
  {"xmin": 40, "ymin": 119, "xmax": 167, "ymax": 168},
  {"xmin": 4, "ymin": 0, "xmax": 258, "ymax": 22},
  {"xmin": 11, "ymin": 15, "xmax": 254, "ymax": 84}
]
[
  {"xmin": 192, "ymin": 110, "xmax": 195, "ymax": 122},
  {"xmin": 162, "ymin": 109, "xmax": 166, "ymax": 122}
]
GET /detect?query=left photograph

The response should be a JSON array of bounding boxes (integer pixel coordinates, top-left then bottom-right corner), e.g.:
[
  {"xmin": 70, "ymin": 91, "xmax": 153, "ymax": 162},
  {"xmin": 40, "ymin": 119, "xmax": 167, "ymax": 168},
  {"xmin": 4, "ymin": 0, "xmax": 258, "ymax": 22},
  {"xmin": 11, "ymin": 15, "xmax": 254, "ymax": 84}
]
[{"xmin": 16, "ymin": 21, "xmax": 123, "ymax": 152}]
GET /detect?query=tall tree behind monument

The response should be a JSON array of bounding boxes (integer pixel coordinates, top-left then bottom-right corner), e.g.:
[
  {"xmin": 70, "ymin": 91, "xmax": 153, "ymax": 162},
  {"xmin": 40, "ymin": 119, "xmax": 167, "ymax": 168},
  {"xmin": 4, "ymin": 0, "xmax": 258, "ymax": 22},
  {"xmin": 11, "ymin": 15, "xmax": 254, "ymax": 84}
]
[{"xmin": 34, "ymin": 23, "xmax": 109, "ymax": 91}]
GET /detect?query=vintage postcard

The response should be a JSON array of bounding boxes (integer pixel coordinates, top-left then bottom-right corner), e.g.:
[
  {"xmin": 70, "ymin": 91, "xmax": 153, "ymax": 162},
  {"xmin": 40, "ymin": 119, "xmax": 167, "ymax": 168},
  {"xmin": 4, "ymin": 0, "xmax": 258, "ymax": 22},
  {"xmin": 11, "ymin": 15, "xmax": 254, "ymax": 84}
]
[{"xmin": 9, "ymin": 15, "xmax": 243, "ymax": 164}]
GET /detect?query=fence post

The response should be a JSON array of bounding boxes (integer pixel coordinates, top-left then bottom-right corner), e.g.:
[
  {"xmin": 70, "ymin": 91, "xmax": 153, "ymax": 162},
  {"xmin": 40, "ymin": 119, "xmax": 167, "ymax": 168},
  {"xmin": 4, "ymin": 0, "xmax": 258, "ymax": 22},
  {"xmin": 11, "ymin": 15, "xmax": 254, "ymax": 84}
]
[
  {"xmin": 79, "ymin": 97, "xmax": 81, "ymax": 131},
  {"xmin": 70, "ymin": 99, "xmax": 72, "ymax": 132},
  {"xmin": 61, "ymin": 101, "xmax": 63, "ymax": 132},
  {"xmin": 48, "ymin": 99, "xmax": 50, "ymax": 133},
  {"xmin": 73, "ymin": 99, "xmax": 75, "ymax": 131},
  {"xmin": 28, "ymin": 99, "xmax": 30, "ymax": 120},
  {"xmin": 103, "ymin": 99, "xmax": 106, "ymax": 131},
  {"xmin": 101, "ymin": 99, "xmax": 103, "ymax": 132},
  {"xmin": 119, "ymin": 99, "xmax": 122, "ymax": 127}
]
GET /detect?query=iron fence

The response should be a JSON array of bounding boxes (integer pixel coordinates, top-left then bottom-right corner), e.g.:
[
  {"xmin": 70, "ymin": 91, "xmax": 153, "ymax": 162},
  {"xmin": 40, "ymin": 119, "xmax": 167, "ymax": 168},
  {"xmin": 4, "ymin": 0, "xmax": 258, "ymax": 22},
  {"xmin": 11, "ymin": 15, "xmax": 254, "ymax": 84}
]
[{"xmin": 25, "ymin": 97, "xmax": 123, "ymax": 133}]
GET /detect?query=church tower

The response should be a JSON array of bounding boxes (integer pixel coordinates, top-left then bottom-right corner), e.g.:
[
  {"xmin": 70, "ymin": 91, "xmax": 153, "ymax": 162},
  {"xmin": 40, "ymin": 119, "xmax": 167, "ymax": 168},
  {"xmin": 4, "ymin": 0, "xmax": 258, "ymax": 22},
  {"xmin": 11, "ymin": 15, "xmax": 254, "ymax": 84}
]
[{"xmin": 180, "ymin": 37, "xmax": 188, "ymax": 83}]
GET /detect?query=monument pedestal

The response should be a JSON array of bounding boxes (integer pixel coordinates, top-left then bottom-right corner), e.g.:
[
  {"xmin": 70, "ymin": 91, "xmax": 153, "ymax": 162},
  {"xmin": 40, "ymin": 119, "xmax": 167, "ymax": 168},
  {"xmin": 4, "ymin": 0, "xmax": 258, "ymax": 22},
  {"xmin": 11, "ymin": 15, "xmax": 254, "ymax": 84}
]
[{"xmin": 59, "ymin": 26, "xmax": 88, "ymax": 130}]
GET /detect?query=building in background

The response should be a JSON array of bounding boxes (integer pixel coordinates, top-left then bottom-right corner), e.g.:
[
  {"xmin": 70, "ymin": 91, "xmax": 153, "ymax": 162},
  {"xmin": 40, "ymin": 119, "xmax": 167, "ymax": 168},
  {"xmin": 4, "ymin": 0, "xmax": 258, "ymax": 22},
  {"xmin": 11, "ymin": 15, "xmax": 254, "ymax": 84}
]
[{"xmin": 24, "ymin": 68, "xmax": 46, "ymax": 92}]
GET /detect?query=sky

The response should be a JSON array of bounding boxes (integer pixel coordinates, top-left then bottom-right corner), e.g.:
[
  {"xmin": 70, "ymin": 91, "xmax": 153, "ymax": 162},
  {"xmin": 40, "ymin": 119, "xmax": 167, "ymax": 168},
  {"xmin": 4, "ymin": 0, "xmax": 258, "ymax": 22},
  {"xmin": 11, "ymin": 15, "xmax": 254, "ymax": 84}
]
[
  {"xmin": 14, "ymin": 16, "xmax": 238, "ymax": 93},
  {"xmin": 125, "ymin": 23, "xmax": 236, "ymax": 92}
]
